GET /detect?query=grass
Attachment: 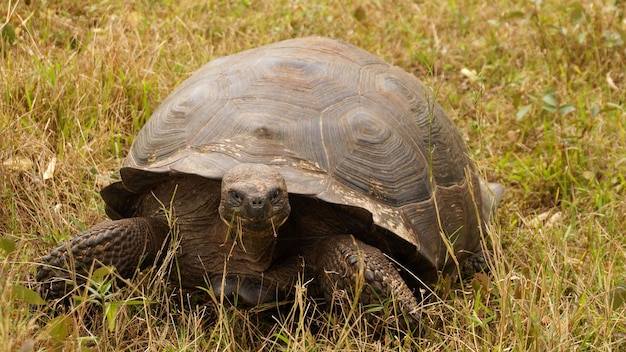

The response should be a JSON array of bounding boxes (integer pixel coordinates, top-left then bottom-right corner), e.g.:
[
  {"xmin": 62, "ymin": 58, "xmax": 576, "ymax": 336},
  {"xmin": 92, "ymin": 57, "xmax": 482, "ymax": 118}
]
[{"xmin": 1, "ymin": 0, "xmax": 625, "ymax": 350}]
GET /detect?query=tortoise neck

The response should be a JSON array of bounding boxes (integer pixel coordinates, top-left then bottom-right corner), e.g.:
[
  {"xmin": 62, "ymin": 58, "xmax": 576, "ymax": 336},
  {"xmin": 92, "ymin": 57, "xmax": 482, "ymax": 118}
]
[{"xmin": 231, "ymin": 227, "xmax": 277, "ymax": 272}]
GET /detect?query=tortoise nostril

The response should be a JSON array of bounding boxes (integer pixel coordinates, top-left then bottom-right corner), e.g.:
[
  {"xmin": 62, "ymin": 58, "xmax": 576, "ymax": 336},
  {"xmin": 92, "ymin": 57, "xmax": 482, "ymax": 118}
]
[{"xmin": 250, "ymin": 196, "xmax": 266, "ymax": 208}]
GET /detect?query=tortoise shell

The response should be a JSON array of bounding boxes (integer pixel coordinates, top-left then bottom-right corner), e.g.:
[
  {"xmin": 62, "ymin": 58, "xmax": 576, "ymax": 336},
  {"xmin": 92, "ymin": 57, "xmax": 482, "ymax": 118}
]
[{"xmin": 106, "ymin": 37, "xmax": 491, "ymax": 279}]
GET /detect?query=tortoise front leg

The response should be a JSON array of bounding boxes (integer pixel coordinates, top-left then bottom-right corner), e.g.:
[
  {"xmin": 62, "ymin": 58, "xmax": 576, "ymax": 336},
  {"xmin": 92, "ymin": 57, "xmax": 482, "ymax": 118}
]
[
  {"xmin": 37, "ymin": 217, "xmax": 170, "ymax": 300},
  {"xmin": 311, "ymin": 235, "xmax": 422, "ymax": 329}
]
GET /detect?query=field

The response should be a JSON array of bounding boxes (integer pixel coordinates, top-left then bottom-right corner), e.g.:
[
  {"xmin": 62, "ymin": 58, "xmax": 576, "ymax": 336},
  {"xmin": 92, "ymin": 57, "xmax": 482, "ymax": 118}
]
[{"xmin": 1, "ymin": 0, "xmax": 625, "ymax": 350}]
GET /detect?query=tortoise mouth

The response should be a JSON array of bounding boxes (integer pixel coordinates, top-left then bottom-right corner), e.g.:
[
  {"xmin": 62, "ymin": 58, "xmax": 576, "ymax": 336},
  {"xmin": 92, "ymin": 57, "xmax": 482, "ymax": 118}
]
[
  {"xmin": 240, "ymin": 217, "xmax": 275, "ymax": 233},
  {"xmin": 227, "ymin": 211, "xmax": 288, "ymax": 234}
]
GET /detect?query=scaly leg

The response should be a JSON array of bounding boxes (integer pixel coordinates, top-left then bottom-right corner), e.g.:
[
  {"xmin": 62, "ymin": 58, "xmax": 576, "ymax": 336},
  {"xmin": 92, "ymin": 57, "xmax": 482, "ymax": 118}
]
[
  {"xmin": 37, "ymin": 217, "xmax": 170, "ymax": 300},
  {"xmin": 311, "ymin": 235, "xmax": 422, "ymax": 329},
  {"xmin": 461, "ymin": 244, "xmax": 491, "ymax": 278}
]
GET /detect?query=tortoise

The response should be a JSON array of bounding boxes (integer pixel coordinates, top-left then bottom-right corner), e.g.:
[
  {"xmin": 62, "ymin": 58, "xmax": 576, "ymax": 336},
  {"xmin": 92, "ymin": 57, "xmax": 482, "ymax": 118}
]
[{"xmin": 37, "ymin": 37, "xmax": 502, "ymax": 324}]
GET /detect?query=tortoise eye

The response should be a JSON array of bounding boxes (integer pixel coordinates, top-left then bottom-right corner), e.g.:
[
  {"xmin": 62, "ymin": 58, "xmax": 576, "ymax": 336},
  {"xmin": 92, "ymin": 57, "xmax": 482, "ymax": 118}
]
[
  {"xmin": 229, "ymin": 190, "xmax": 244, "ymax": 206},
  {"xmin": 269, "ymin": 188, "xmax": 282, "ymax": 205}
]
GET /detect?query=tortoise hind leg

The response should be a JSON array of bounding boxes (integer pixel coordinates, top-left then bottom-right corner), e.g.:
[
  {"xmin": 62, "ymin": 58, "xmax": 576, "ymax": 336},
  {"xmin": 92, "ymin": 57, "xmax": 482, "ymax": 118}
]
[
  {"xmin": 37, "ymin": 217, "xmax": 170, "ymax": 300},
  {"xmin": 461, "ymin": 245, "xmax": 491, "ymax": 278},
  {"xmin": 311, "ymin": 235, "xmax": 422, "ymax": 329}
]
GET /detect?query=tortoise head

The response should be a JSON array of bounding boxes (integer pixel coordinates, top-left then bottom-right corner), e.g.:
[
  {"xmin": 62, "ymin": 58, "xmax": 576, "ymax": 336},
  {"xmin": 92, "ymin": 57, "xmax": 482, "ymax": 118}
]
[{"xmin": 219, "ymin": 164, "xmax": 291, "ymax": 235}]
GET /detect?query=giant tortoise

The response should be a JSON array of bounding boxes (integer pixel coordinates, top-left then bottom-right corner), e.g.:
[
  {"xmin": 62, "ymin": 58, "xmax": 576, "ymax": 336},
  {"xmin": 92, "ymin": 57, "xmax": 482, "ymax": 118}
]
[{"xmin": 37, "ymin": 37, "xmax": 502, "ymax": 324}]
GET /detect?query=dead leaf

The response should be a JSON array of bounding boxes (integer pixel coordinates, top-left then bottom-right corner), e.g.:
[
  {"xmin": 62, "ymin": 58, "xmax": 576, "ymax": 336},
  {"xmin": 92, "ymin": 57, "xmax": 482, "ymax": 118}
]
[
  {"xmin": 43, "ymin": 157, "xmax": 57, "ymax": 180},
  {"xmin": 3, "ymin": 157, "xmax": 33, "ymax": 171}
]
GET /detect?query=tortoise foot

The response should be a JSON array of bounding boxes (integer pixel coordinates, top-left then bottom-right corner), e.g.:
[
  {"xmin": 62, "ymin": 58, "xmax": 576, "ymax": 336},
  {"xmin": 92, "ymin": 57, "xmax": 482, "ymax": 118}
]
[
  {"xmin": 312, "ymin": 235, "xmax": 422, "ymax": 330},
  {"xmin": 461, "ymin": 248, "xmax": 491, "ymax": 278}
]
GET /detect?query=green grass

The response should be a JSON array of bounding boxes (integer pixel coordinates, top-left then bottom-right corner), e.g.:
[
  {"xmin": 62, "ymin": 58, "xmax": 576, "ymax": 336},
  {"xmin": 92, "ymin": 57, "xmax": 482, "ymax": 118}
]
[{"xmin": 1, "ymin": 0, "xmax": 625, "ymax": 350}]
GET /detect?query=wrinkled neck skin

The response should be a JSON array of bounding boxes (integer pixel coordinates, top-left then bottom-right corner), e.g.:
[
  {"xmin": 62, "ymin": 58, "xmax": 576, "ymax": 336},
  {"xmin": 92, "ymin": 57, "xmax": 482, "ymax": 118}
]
[{"xmin": 222, "ymin": 215, "xmax": 278, "ymax": 273}]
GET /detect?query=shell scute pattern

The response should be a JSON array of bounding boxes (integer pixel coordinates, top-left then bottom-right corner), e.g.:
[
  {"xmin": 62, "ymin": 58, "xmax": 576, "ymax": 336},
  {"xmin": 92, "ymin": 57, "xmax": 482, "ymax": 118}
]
[{"xmin": 122, "ymin": 36, "xmax": 487, "ymax": 258}]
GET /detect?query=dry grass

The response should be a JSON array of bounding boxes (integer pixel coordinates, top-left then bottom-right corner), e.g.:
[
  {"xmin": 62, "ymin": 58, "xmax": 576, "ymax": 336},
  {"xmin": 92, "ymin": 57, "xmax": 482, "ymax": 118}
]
[{"xmin": 1, "ymin": 0, "xmax": 625, "ymax": 350}]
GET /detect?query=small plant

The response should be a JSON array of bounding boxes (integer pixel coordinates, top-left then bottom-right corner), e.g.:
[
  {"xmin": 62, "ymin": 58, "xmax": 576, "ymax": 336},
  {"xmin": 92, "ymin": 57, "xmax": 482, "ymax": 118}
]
[{"xmin": 70, "ymin": 267, "xmax": 147, "ymax": 332}]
